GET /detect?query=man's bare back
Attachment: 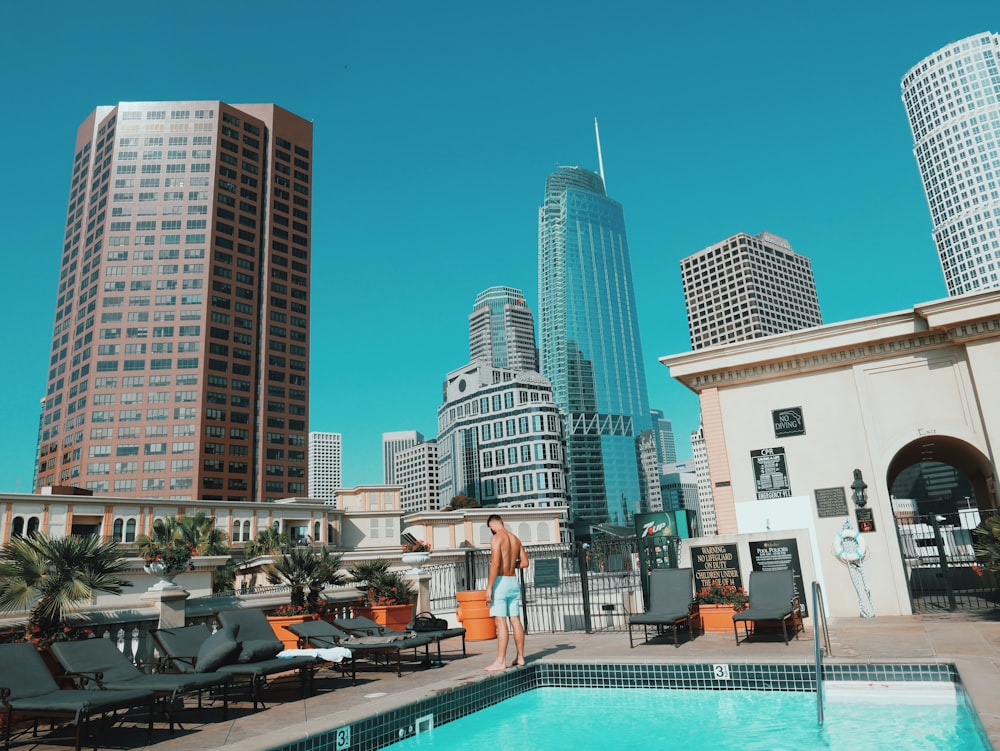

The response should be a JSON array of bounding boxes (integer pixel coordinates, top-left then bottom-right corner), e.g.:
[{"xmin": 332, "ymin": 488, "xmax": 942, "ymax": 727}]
[{"xmin": 491, "ymin": 527, "xmax": 526, "ymax": 576}]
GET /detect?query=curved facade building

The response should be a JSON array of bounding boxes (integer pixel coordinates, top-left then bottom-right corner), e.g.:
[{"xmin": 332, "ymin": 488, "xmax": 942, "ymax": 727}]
[
  {"xmin": 468, "ymin": 286, "xmax": 538, "ymax": 371},
  {"xmin": 436, "ymin": 362, "xmax": 567, "ymax": 509},
  {"xmin": 537, "ymin": 166, "xmax": 650, "ymax": 527},
  {"xmin": 901, "ymin": 32, "xmax": 1000, "ymax": 295}
]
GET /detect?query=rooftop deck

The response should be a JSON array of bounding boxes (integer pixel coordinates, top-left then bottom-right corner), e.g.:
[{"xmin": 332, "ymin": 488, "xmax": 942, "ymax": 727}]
[{"xmin": 14, "ymin": 614, "xmax": 1000, "ymax": 751}]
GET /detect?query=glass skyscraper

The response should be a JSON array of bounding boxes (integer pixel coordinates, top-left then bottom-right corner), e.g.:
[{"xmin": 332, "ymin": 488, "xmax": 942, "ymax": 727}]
[{"xmin": 538, "ymin": 166, "xmax": 650, "ymax": 529}]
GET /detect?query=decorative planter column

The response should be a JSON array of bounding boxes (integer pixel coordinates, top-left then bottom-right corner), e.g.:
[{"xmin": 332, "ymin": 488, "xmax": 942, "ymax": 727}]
[{"xmin": 401, "ymin": 552, "xmax": 431, "ymax": 574}]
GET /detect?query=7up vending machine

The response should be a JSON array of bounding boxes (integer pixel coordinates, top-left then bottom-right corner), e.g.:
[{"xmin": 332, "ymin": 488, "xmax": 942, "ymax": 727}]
[{"xmin": 634, "ymin": 512, "xmax": 682, "ymax": 606}]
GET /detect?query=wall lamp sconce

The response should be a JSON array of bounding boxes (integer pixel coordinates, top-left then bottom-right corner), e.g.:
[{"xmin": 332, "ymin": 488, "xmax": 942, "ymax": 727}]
[{"xmin": 851, "ymin": 468, "xmax": 868, "ymax": 507}]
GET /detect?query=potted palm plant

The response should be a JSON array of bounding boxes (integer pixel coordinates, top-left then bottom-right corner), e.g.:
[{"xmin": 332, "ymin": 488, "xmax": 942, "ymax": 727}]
[
  {"xmin": 265, "ymin": 546, "xmax": 346, "ymax": 648},
  {"xmin": 348, "ymin": 559, "xmax": 416, "ymax": 631},
  {"xmin": 0, "ymin": 532, "xmax": 131, "ymax": 669}
]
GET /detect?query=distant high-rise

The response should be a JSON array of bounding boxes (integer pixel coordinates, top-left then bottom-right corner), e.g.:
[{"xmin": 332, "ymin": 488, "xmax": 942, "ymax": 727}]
[
  {"xmin": 382, "ymin": 430, "xmax": 423, "ymax": 485},
  {"xmin": 308, "ymin": 432, "xmax": 342, "ymax": 503},
  {"xmin": 469, "ymin": 286, "xmax": 538, "ymax": 371},
  {"xmin": 691, "ymin": 426, "xmax": 716, "ymax": 536},
  {"xmin": 437, "ymin": 361, "xmax": 567, "ymax": 509},
  {"xmin": 681, "ymin": 231, "xmax": 822, "ymax": 350},
  {"xmin": 34, "ymin": 101, "xmax": 313, "ymax": 502},
  {"xmin": 538, "ymin": 165, "xmax": 651, "ymax": 528},
  {"xmin": 901, "ymin": 32, "xmax": 1000, "ymax": 296},
  {"xmin": 395, "ymin": 440, "xmax": 440, "ymax": 513},
  {"xmin": 650, "ymin": 409, "xmax": 677, "ymax": 469}
]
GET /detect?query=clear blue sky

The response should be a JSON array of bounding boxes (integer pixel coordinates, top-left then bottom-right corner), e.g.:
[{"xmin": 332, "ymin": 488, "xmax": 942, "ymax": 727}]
[{"xmin": 0, "ymin": 1, "xmax": 993, "ymax": 492}]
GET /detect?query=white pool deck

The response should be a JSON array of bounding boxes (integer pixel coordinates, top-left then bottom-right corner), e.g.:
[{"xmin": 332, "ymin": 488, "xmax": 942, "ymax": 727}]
[{"xmin": 17, "ymin": 613, "xmax": 1000, "ymax": 751}]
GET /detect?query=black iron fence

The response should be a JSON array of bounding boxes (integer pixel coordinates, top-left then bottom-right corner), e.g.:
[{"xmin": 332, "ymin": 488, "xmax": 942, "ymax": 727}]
[
  {"xmin": 432, "ymin": 538, "xmax": 676, "ymax": 633},
  {"xmin": 894, "ymin": 509, "xmax": 1000, "ymax": 612}
]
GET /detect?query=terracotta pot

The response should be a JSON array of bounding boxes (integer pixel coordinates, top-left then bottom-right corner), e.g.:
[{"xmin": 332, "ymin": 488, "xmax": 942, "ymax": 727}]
[
  {"xmin": 266, "ymin": 614, "xmax": 319, "ymax": 650},
  {"xmin": 696, "ymin": 603, "xmax": 740, "ymax": 633},
  {"xmin": 455, "ymin": 590, "xmax": 497, "ymax": 641},
  {"xmin": 353, "ymin": 604, "xmax": 415, "ymax": 632}
]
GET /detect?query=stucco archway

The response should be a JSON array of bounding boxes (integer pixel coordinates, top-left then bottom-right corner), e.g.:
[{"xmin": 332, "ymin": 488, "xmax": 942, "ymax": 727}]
[{"xmin": 886, "ymin": 435, "xmax": 997, "ymax": 513}]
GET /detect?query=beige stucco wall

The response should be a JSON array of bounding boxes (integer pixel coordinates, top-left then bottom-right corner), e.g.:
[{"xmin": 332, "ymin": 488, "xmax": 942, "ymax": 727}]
[{"xmin": 663, "ymin": 290, "xmax": 1000, "ymax": 619}]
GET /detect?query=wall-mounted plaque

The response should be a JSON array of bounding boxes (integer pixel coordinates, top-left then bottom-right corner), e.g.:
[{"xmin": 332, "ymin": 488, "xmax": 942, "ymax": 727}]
[
  {"xmin": 773, "ymin": 407, "xmax": 806, "ymax": 438},
  {"xmin": 751, "ymin": 447, "xmax": 791, "ymax": 499},
  {"xmin": 855, "ymin": 507, "xmax": 876, "ymax": 533},
  {"xmin": 533, "ymin": 558, "xmax": 561, "ymax": 588},
  {"xmin": 814, "ymin": 487, "xmax": 849, "ymax": 518}
]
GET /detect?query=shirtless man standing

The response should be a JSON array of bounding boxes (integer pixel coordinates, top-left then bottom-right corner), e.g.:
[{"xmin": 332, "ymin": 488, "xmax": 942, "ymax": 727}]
[{"xmin": 484, "ymin": 514, "xmax": 529, "ymax": 671}]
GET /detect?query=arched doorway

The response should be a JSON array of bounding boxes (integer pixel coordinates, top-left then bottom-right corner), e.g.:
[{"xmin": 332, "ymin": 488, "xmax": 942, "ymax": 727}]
[{"xmin": 886, "ymin": 435, "xmax": 998, "ymax": 612}]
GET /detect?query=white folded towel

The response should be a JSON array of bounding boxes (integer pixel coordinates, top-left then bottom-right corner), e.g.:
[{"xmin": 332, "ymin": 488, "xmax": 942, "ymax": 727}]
[{"xmin": 278, "ymin": 647, "xmax": 352, "ymax": 663}]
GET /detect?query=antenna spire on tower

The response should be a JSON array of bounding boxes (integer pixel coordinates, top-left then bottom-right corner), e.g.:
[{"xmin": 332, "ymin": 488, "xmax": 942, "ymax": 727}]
[{"xmin": 594, "ymin": 117, "xmax": 606, "ymax": 191}]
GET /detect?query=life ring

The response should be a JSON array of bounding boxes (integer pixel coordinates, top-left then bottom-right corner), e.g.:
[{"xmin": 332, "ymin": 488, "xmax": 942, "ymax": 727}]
[{"xmin": 833, "ymin": 527, "xmax": 868, "ymax": 562}]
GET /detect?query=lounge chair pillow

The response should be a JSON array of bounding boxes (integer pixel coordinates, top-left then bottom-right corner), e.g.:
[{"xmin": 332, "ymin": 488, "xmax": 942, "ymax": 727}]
[
  {"xmin": 237, "ymin": 638, "xmax": 284, "ymax": 663},
  {"xmin": 196, "ymin": 623, "xmax": 240, "ymax": 672}
]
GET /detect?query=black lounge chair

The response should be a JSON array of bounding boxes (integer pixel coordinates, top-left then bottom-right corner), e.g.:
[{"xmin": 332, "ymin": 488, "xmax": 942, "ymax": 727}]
[
  {"xmin": 628, "ymin": 568, "xmax": 698, "ymax": 648},
  {"xmin": 288, "ymin": 619, "xmax": 435, "ymax": 678},
  {"xmin": 0, "ymin": 642, "xmax": 155, "ymax": 751},
  {"xmin": 50, "ymin": 637, "xmax": 229, "ymax": 729},
  {"xmin": 733, "ymin": 570, "xmax": 803, "ymax": 645},
  {"xmin": 343, "ymin": 614, "xmax": 467, "ymax": 664},
  {"xmin": 152, "ymin": 620, "xmax": 315, "ymax": 711}
]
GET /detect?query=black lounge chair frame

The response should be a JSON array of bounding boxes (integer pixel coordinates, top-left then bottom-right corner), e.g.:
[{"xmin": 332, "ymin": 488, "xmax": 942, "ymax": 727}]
[
  {"xmin": 733, "ymin": 570, "xmax": 803, "ymax": 646},
  {"xmin": 50, "ymin": 637, "xmax": 230, "ymax": 731},
  {"xmin": 340, "ymin": 615, "xmax": 467, "ymax": 666},
  {"xmin": 288, "ymin": 619, "xmax": 435, "ymax": 679},
  {"xmin": 627, "ymin": 568, "xmax": 698, "ymax": 648},
  {"xmin": 152, "ymin": 622, "xmax": 315, "ymax": 711},
  {"xmin": 0, "ymin": 642, "xmax": 156, "ymax": 751}
]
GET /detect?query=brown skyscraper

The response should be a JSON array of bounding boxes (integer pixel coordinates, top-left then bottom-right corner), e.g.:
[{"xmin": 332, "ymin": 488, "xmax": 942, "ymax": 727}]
[{"xmin": 35, "ymin": 101, "xmax": 312, "ymax": 503}]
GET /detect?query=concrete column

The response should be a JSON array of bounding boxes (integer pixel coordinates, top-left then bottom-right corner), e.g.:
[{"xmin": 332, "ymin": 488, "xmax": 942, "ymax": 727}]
[
  {"xmin": 140, "ymin": 586, "xmax": 190, "ymax": 629},
  {"xmin": 407, "ymin": 572, "xmax": 432, "ymax": 615}
]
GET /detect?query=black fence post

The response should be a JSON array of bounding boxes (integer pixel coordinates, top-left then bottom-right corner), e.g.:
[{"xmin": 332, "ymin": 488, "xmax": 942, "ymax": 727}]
[
  {"xmin": 463, "ymin": 549, "xmax": 477, "ymax": 593},
  {"xmin": 577, "ymin": 543, "xmax": 593, "ymax": 634},
  {"xmin": 930, "ymin": 515, "xmax": 957, "ymax": 612}
]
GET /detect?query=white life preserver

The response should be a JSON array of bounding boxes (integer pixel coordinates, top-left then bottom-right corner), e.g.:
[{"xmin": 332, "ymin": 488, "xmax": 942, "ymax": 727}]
[{"xmin": 833, "ymin": 527, "xmax": 868, "ymax": 563}]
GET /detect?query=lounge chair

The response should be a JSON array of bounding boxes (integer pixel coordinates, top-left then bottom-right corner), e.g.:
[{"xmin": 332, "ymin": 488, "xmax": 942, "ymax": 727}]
[
  {"xmin": 0, "ymin": 642, "xmax": 155, "ymax": 751},
  {"xmin": 152, "ymin": 621, "xmax": 315, "ymax": 711},
  {"xmin": 50, "ymin": 637, "xmax": 229, "ymax": 729},
  {"xmin": 287, "ymin": 619, "xmax": 435, "ymax": 678},
  {"xmin": 627, "ymin": 568, "xmax": 698, "ymax": 648},
  {"xmin": 733, "ymin": 570, "xmax": 803, "ymax": 646},
  {"xmin": 343, "ymin": 614, "xmax": 467, "ymax": 664}
]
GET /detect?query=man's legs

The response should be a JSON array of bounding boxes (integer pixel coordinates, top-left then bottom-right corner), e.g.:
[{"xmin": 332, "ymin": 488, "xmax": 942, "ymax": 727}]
[
  {"xmin": 484, "ymin": 616, "xmax": 508, "ymax": 671},
  {"xmin": 510, "ymin": 615, "xmax": 525, "ymax": 666}
]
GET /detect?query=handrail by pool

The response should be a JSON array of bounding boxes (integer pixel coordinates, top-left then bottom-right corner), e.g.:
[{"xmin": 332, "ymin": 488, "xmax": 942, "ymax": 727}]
[{"xmin": 812, "ymin": 580, "xmax": 832, "ymax": 725}]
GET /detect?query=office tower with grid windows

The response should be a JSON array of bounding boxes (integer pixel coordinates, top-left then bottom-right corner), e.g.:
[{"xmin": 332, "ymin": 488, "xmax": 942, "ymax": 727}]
[
  {"xmin": 308, "ymin": 431, "xmax": 342, "ymax": 503},
  {"xmin": 469, "ymin": 286, "xmax": 538, "ymax": 371},
  {"xmin": 382, "ymin": 430, "xmax": 423, "ymax": 485},
  {"xmin": 901, "ymin": 32, "xmax": 1000, "ymax": 296},
  {"xmin": 394, "ymin": 439, "xmax": 440, "ymax": 513},
  {"xmin": 437, "ymin": 361, "xmax": 567, "ymax": 509},
  {"xmin": 680, "ymin": 231, "xmax": 822, "ymax": 350},
  {"xmin": 538, "ymin": 166, "xmax": 651, "ymax": 529},
  {"xmin": 34, "ymin": 101, "xmax": 313, "ymax": 503}
]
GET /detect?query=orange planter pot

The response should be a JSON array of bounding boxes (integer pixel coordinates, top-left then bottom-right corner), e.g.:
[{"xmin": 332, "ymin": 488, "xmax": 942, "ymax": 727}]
[
  {"xmin": 696, "ymin": 604, "xmax": 739, "ymax": 633},
  {"xmin": 353, "ymin": 604, "xmax": 415, "ymax": 632},
  {"xmin": 455, "ymin": 590, "xmax": 497, "ymax": 641},
  {"xmin": 267, "ymin": 614, "xmax": 318, "ymax": 650}
]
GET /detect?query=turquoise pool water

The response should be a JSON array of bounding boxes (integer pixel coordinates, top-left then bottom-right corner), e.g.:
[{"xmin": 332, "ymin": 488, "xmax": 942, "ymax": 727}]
[{"xmin": 384, "ymin": 686, "xmax": 988, "ymax": 751}]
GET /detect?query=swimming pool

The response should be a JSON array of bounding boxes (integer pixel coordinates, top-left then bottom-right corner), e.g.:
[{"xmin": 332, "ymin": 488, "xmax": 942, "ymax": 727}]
[
  {"xmin": 266, "ymin": 662, "xmax": 989, "ymax": 751},
  {"xmin": 384, "ymin": 686, "xmax": 987, "ymax": 750}
]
